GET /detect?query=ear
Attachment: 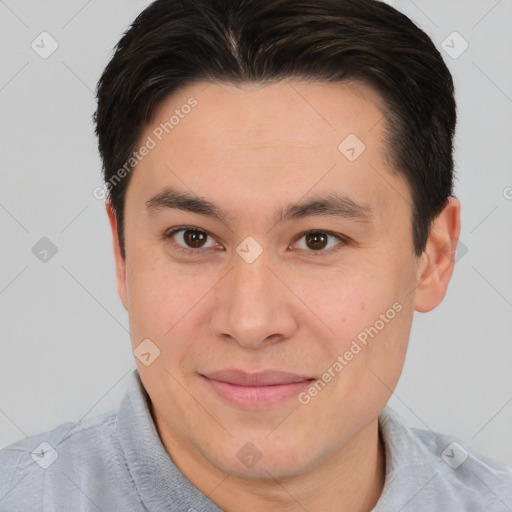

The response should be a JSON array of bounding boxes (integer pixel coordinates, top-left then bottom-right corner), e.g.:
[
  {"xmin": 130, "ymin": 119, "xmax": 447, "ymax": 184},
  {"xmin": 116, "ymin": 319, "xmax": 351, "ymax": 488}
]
[
  {"xmin": 413, "ymin": 196, "xmax": 461, "ymax": 313},
  {"xmin": 105, "ymin": 201, "xmax": 128, "ymax": 310}
]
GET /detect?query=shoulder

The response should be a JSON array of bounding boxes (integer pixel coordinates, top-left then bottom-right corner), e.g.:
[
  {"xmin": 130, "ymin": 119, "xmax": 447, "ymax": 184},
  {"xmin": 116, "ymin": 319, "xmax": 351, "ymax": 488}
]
[
  {"xmin": 414, "ymin": 425, "xmax": 512, "ymax": 499},
  {"xmin": 0, "ymin": 410, "xmax": 133, "ymax": 509},
  {"xmin": 377, "ymin": 407, "xmax": 512, "ymax": 511}
]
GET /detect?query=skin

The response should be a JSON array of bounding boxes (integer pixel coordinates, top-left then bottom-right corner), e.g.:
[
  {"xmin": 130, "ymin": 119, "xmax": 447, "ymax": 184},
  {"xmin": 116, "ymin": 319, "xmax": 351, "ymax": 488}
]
[{"xmin": 106, "ymin": 80, "xmax": 460, "ymax": 512}]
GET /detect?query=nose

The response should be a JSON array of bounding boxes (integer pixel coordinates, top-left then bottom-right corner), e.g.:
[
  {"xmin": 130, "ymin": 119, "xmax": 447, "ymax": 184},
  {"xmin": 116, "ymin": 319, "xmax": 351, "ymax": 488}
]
[{"xmin": 209, "ymin": 245, "xmax": 298, "ymax": 349}]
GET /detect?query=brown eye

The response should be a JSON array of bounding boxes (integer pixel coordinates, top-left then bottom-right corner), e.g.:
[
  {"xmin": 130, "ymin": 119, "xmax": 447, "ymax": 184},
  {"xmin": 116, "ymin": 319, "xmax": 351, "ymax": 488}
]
[
  {"xmin": 305, "ymin": 232, "xmax": 328, "ymax": 251},
  {"xmin": 165, "ymin": 227, "xmax": 217, "ymax": 253},
  {"xmin": 182, "ymin": 229, "xmax": 207, "ymax": 248},
  {"xmin": 293, "ymin": 230, "xmax": 346, "ymax": 255}
]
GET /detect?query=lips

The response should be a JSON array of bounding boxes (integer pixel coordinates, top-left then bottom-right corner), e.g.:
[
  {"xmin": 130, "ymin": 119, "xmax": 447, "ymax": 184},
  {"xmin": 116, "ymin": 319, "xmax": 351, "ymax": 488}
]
[
  {"xmin": 203, "ymin": 369, "xmax": 314, "ymax": 386},
  {"xmin": 200, "ymin": 369, "xmax": 315, "ymax": 408}
]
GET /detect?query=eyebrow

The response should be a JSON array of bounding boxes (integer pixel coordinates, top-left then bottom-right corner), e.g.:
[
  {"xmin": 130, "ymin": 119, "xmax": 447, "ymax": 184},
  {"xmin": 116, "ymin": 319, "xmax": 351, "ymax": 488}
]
[{"xmin": 145, "ymin": 186, "xmax": 374, "ymax": 224}]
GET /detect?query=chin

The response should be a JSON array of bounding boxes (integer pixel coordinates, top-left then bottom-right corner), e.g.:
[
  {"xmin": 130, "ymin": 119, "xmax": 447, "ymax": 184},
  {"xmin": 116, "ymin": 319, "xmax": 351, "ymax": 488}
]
[
  {"xmin": 226, "ymin": 459, "xmax": 307, "ymax": 481},
  {"xmin": 205, "ymin": 438, "xmax": 314, "ymax": 481}
]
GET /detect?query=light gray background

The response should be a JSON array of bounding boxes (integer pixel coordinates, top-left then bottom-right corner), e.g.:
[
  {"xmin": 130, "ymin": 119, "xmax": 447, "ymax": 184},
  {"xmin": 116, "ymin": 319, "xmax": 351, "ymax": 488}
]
[{"xmin": 1, "ymin": 0, "xmax": 511, "ymax": 466}]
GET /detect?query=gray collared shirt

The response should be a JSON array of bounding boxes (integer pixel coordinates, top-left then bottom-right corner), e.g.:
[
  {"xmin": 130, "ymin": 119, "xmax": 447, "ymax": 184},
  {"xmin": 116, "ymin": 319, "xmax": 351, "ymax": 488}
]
[{"xmin": 1, "ymin": 370, "xmax": 511, "ymax": 511}]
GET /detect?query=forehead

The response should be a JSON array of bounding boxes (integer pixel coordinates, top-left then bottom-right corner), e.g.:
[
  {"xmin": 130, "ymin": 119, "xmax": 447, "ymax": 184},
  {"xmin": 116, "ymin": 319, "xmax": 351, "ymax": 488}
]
[
  {"xmin": 127, "ymin": 79, "xmax": 410, "ymax": 224},
  {"xmin": 155, "ymin": 79, "xmax": 388, "ymax": 150}
]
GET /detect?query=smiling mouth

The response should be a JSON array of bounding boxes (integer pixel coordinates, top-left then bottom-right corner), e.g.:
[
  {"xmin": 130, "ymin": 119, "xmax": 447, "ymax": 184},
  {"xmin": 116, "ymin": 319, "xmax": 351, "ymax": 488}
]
[{"xmin": 200, "ymin": 369, "xmax": 316, "ymax": 408}]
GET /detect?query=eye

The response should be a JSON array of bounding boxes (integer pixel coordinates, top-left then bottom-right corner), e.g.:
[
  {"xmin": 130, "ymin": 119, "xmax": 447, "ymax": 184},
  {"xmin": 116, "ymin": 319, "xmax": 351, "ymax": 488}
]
[
  {"xmin": 292, "ymin": 230, "xmax": 347, "ymax": 255},
  {"xmin": 164, "ymin": 227, "xmax": 348, "ymax": 257},
  {"xmin": 165, "ymin": 227, "xmax": 219, "ymax": 254}
]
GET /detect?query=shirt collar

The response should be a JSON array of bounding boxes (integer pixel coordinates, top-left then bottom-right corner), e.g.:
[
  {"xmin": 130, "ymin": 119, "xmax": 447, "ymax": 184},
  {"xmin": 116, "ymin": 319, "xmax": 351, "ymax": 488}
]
[
  {"xmin": 117, "ymin": 369, "xmax": 223, "ymax": 511},
  {"xmin": 373, "ymin": 407, "xmax": 440, "ymax": 510}
]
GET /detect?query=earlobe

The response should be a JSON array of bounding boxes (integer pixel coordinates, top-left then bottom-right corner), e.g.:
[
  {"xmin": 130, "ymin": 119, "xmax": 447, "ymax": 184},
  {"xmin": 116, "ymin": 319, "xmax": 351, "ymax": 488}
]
[
  {"xmin": 413, "ymin": 197, "xmax": 461, "ymax": 313},
  {"xmin": 105, "ymin": 201, "xmax": 128, "ymax": 310}
]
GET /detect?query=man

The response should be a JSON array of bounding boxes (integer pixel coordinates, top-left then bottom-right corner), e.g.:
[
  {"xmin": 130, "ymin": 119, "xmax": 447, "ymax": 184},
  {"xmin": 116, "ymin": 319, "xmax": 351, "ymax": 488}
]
[{"xmin": 1, "ymin": 0, "xmax": 511, "ymax": 510}]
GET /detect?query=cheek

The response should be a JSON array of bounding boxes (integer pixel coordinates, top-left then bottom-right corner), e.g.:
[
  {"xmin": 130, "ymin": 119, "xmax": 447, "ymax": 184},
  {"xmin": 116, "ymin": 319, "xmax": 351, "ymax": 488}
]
[
  {"xmin": 126, "ymin": 254, "xmax": 187, "ymax": 340},
  {"xmin": 130, "ymin": 245, "xmax": 196, "ymax": 301},
  {"xmin": 296, "ymin": 269, "xmax": 388, "ymax": 332},
  {"xmin": 125, "ymin": 253, "xmax": 224, "ymax": 364},
  {"xmin": 367, "ymin": 298, "xmax": 413, "ymax": 365},
  {"xmin": 304, "ymin": 266, "xmax": 412, "ymax": 374}
]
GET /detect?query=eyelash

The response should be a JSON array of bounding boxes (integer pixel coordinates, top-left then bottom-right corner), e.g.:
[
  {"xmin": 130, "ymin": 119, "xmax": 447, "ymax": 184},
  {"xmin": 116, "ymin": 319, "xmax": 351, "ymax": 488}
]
[{"xmin": 163, "ymin": 226, "xmax": 349, "ymax": 257}]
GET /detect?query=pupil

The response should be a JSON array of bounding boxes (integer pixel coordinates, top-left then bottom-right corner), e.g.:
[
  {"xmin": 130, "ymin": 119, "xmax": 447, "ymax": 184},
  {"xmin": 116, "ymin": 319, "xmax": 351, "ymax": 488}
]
[
  {"xmin": 306, "ymin": 232, "xmax": 327, "ymax": 250},
  {"xmin": 185, "ymin": 229, "xmax": 206, "ymax": 248}
]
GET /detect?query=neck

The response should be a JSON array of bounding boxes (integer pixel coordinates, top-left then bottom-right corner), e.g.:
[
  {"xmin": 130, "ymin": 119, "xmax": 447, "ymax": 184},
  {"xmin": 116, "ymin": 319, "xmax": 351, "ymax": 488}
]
[{"xmin": 153, "ymin": 406, "xmax": 386, "ymax": 512}]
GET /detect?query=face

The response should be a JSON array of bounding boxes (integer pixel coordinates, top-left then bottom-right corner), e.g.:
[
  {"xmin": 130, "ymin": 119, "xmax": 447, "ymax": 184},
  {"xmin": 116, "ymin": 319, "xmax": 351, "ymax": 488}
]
[{"xmin": 108, "ymin": 80, "xmax": 454, "ymax": 480}]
